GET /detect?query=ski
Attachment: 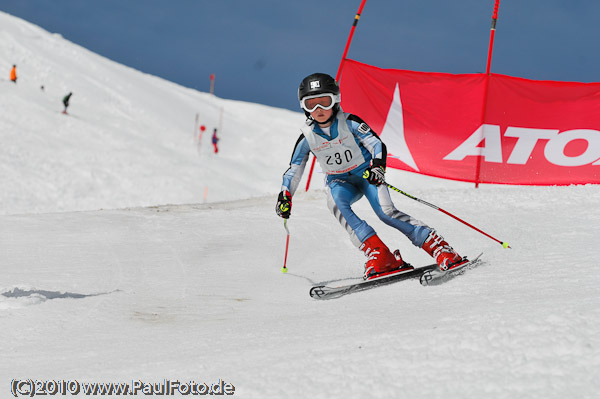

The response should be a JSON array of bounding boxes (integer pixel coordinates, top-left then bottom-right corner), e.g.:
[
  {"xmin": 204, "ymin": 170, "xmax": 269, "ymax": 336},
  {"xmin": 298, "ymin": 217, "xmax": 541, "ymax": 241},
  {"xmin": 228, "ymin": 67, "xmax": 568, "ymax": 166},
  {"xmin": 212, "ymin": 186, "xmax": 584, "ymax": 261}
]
[
  {"xmin": 310, "ymin": 263, "xmax": 437, "ymax": 300},
  {"xmin": 419, "ymin": 253, "xmax": 484, "ymax": 286}
]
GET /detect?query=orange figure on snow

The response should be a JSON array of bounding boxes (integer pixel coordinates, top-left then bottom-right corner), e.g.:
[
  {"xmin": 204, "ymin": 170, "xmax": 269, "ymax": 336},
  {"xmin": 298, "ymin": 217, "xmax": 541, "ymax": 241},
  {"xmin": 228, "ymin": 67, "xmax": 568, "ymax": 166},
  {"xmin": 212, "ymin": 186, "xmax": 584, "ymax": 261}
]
[{"xmin": 10, "ymin": 65, "xmax": 17, "ymax": 83}]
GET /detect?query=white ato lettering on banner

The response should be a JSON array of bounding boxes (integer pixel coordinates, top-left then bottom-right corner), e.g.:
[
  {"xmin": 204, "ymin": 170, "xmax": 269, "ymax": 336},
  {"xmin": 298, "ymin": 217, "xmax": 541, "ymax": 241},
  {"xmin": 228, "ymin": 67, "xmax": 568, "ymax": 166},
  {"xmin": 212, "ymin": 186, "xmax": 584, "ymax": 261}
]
[{"xmin": 444, "ymin": 124, "xmax": 600, "ymax": 167}]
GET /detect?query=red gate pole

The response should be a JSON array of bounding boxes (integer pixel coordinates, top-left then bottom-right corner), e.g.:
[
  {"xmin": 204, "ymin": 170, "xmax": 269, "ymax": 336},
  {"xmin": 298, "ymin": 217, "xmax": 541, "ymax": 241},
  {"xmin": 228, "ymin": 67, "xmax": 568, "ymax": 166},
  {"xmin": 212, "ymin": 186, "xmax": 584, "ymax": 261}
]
[
  {"xmin": 485, "ymin": 0, "xmax": 500, "ymax": 76},
  {"xmin": 305, "ymin": 0, "xmax": 368, "ymax": 191},
  {"xmin": 475, "ymin": 0, "xmax": 500, "ymax": 188},
  {"xmin": 335, "ymin": 0, "xmax": 368, "ymax": 83}
]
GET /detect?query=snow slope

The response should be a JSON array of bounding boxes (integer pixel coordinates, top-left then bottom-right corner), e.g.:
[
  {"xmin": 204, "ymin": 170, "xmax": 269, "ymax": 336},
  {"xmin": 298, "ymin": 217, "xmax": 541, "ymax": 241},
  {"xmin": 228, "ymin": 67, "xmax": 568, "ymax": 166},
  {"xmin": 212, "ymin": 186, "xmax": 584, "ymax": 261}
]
[
  {"xmin": 1, "ymin": 11, "xmax": 599, "ymax": 399},
  {"xmin": 0, "ymin": 11, "xmax": 304, "ymax": 215}
]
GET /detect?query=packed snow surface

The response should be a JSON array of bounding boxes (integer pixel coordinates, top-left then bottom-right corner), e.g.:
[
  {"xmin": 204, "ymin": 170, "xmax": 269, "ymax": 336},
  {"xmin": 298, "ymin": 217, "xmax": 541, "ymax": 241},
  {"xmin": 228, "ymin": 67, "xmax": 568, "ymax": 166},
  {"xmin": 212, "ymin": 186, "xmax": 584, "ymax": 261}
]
[{"xmin": 1, "ymin": 11, "xmax": 599, "ymax": 399}]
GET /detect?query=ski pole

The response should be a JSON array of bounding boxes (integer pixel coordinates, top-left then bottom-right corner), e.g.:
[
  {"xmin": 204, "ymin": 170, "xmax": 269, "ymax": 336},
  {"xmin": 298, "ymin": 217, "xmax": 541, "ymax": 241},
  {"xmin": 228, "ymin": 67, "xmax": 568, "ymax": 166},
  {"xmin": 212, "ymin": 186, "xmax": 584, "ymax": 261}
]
[
  {"xmin": 363, "ymin": 170, "xmax": 510, "ymax": 248},
  {"xmin": 281, "ymin": 219, "xmax": 290, "ymax": 273}
]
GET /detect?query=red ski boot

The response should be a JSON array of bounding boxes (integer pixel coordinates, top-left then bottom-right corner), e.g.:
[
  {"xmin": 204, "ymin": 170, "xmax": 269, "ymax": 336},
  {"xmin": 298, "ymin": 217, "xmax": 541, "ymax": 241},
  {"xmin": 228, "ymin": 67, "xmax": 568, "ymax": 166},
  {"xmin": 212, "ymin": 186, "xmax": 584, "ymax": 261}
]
[
  {"xmin": 422, "ymin": 230, "xmax": 465, "ymax": 271},
  {"xmin": 360, "ymin": 235, "xmax": 412, "ymax": 280}
]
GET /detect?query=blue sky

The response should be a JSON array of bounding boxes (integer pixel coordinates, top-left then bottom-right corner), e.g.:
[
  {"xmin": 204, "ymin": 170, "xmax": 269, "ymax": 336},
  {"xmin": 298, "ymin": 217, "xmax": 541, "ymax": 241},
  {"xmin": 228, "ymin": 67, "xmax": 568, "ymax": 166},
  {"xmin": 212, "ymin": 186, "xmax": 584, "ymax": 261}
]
[{"xmin": 1, "ymin": 0, "xmax": 598, "ymax": 111}]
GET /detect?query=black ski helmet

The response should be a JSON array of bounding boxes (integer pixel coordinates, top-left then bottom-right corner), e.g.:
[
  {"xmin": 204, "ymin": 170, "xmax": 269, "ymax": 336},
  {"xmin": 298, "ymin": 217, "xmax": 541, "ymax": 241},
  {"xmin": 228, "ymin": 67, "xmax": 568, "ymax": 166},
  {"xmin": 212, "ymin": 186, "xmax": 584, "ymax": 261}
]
[
  {"xmin": 298, "ymin": 73, "xmax": 340, "ymax": 102},
  {"xmin": 298, "ymin": 73, "xmax": 341, "ymax": 120}
]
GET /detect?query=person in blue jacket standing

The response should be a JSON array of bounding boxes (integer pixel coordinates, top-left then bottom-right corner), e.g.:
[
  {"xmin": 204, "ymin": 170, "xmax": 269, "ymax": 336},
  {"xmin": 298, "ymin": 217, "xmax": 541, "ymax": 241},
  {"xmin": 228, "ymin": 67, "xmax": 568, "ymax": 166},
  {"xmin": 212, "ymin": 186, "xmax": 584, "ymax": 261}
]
[
  {"xmin": 276, "ymin": 73, "xmax": 464, "ymax": 279},
  {"xmin": 212, "ymin": 128, "xmax": 219, "ymax": 154}
]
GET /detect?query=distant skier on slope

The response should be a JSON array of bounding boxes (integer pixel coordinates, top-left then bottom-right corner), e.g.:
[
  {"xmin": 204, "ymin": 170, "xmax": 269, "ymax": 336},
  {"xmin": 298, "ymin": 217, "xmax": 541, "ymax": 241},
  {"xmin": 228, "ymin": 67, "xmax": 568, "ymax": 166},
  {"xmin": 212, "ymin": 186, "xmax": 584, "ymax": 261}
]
[
  {"xmin": 212, "ymin": 128, "xmax": 219, "ymax": 154},
  {"xmin": 62, "ymin": 92, "xmax": 72, "ymax": 114},
  {"xmin": 276, "ymin": 73, "xmax": 465, "ymax": 280},
  {"xmin": 10, "ymin": 64, "xmax": 17, "ymax": 83}
]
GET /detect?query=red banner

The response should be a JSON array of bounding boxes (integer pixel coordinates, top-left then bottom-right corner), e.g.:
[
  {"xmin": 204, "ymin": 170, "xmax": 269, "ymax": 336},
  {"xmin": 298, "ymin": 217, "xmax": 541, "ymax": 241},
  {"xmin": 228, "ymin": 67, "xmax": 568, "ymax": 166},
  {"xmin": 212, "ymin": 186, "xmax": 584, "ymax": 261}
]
[{"xmin": 340, "ymin": 59, "xmax": 600, "ymax": 185}]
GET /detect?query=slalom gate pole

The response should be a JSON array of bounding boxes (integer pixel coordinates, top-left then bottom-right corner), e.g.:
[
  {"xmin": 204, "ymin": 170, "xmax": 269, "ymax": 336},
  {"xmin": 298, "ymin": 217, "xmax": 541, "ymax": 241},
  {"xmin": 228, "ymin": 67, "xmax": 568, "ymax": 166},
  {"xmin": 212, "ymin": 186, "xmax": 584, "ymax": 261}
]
[
  {"xmin": 485, "ymin": 0, "xmax": 500, "ymax": 76},
  {"xmin": 305, "ymin": 0, "xmax": 368, "ymax": 192},
  {"xmin": 281, "ymin": 219, "xmax": 290, "ymax": 273},
  {"xmin": 363, "ymin": 171, "xmax": 510, "ymax": 248},
  {"xmin": 335, "ymin": 0, "xmax": 368, "ymax": 83},
  {"xmin": 475, "ymin": 0, "xmax": 501, "ymax": 188}
]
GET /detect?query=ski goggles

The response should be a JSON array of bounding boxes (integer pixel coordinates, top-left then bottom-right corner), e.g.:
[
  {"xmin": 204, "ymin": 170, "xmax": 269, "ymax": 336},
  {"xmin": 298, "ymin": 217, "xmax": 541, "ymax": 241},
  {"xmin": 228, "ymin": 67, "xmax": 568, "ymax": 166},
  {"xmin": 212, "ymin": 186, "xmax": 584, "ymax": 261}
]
[{"xmin": 300, "ymin": 93, "xmax": 340, "ymax": 113}]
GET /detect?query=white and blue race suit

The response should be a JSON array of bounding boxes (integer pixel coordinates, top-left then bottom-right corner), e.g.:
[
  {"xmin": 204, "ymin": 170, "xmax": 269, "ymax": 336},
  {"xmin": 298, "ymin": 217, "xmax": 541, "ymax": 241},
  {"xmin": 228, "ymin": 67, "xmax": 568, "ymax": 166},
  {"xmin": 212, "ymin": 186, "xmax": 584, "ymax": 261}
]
[{"xmin": 281, "ymin": 109, "xmax": 432, "ymax": 248}]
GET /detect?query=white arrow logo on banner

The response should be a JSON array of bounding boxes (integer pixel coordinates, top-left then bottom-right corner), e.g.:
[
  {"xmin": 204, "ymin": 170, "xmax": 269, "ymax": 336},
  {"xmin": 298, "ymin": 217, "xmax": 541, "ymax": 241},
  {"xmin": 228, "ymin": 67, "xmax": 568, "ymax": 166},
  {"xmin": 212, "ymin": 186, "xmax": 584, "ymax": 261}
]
[{"xmin": 381, "ymin": 83, "xmax": 419, "ymax": 171}]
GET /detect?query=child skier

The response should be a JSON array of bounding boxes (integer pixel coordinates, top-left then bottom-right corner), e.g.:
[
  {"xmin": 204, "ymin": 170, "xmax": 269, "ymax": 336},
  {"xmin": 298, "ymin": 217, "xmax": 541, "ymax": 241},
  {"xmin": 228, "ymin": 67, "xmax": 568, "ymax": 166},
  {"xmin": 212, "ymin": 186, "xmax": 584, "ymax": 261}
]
[{"xmin": 276, "ymin": 73, "xmax": 465, "ymax": 280}]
